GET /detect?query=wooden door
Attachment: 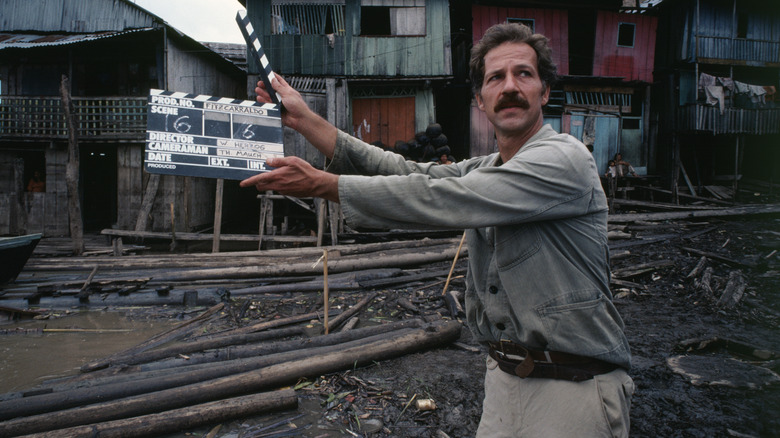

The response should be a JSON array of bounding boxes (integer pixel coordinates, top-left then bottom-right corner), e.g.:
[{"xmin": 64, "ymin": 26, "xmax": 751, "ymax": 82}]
[{"xmin": 352, "ymin": 97, "xmax": 415, "ymax": 147}]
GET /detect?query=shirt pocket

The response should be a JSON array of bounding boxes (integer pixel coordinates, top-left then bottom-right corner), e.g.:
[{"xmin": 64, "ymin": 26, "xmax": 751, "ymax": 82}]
[
  {"xmin": 494, "ymin": 224, "xmax": 542, "ymax": 271},
  {"xmin": 535, "ymin": 290, "xmax": 625, "ymax": 358}
]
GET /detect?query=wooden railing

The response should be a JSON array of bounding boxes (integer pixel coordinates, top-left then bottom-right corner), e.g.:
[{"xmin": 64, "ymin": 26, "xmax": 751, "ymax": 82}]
[
  {"xmin": 0, "ymin": 96, "xmax": 147, "ymax": 141},
  {"xmin": 676, "ymin": 103, "xmax": 780, "ymax": 135}
]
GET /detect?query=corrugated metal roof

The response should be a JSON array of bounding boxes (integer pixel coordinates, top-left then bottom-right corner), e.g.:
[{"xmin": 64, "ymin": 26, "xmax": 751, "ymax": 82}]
[{"xmin": 0, "ymin": 28, "xmax": 155, "ymax": 50}]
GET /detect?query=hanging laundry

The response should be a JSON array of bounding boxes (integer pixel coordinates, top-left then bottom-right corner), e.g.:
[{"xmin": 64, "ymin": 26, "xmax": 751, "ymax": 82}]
[
  {"xmin": 717, "ymin": 77, "xmax": 734, "ymax": 91},
  {"xmin": 698, "ymin": 72, "xmax": 717, "ymax": 90},
  {"xmin": 705, "ymin": 86, "xmax": 725, "ymax": 114},
  {"xmin": 748, "ymin": 85, "xmax": 767, "ymax": 105}
]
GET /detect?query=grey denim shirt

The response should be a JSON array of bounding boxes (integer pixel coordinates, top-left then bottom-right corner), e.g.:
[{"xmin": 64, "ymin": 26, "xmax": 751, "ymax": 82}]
[{"xmin": 328, "ymin": 125, "xmax": 631, "ymax": 369}]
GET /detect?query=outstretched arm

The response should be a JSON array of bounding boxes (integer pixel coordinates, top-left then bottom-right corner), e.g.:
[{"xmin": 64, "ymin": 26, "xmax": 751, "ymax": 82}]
[{"xmin": 255, "ymin": 75, "xmax": 337, "ymax": 159}]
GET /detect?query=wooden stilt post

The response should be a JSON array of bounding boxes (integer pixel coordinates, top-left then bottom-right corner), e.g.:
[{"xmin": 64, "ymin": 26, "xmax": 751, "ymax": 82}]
[
  {"xmin": 323, "ymin": 249, "xmax": 329, "ymax": 334},
  {"xmin": 212, "ymin": 179, "xmax": 224, "ymax": 253},
  {"xmin": 59, "ymin": 75, "xmax": 84, "ymax": 255}
]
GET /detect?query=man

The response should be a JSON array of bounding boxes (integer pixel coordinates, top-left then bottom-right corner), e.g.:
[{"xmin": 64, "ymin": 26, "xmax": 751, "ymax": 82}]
[
  {"xmin": 242, "ymin": 23, "xmax": 633, "ymax": 437},
  {"xmin": 615, "ymin": 152, "xmax": 639, "ymax": 177}
]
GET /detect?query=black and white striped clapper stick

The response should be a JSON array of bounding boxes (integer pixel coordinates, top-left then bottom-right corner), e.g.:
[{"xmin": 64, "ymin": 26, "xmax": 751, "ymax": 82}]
[{"xmin": 236, "ymin": 10, "xmax": 281, "ymax": 105}]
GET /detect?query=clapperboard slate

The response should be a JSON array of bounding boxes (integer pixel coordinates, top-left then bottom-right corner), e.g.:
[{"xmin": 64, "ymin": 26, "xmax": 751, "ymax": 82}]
[{"xmin": 144, "ymin": 90, "xmax": 283, "ymax": 180}]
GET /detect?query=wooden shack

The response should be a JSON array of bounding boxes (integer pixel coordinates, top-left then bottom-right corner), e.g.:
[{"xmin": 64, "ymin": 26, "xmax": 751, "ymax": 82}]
[
  {"xmin": 0, "ymin": 0, "xmax": 247, "ymax": 237},
  {"xmin": 653, "ymin": 0, "xmax": 780, "ymax": 199},
  {"xmin": 243, "ymin": 0, "xmax": 456, "ymax": 162}
]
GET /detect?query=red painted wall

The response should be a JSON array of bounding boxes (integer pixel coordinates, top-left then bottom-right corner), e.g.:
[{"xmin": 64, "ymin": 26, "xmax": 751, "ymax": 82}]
[
  {"xmin": 472, "ymin": 5, "xmax": 569, "ymax": 76},
  {"xmin": 593, "ymin": 11, "xmax": 657, "ymax": 82}
]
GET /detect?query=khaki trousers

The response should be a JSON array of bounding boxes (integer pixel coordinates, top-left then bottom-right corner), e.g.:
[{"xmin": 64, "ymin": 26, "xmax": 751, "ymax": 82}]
[{"xmin": 476, "ymin": 356, "xmax": 634, "ymax": 438}]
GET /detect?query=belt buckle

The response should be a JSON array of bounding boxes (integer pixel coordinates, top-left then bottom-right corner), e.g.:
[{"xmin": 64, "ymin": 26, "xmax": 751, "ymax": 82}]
[{"xmin": 498, "ymin": 339, "xmax": 535, "ymax": 378}]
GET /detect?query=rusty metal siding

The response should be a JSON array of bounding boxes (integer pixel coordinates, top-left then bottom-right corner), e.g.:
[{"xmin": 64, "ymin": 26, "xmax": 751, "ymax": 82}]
[
  {"xmin": 593, "ymin": 11, "xmax": 657, "ymax": 82},
  {"xmin": 0, "ymin": 0, "xmax": 157, "ymax": 33},
  {"xmin": 471, "ymin": 5, "xmax": 570, "ymax": 76}
]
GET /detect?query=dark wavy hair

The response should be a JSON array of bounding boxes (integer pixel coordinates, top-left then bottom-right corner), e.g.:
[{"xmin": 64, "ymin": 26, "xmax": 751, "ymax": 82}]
[{"xmin": 469, "ymin": 23, "xmax": 558, "ymax": 97}]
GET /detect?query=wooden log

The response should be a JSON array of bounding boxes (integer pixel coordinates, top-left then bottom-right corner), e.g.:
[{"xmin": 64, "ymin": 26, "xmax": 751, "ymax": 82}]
[
  {"xmin": 0, "ymin": 320, "xmax": 460, "ymax": 436},
  {"xmin": 25, "ymin": 238, "xmax": 462, "ymax": 270},
  {"xmin": 681, "ymin": 246, "xmax": 756, "ymax": 268},
  {"xmin": 16, "ymin": 319, "xmax": 425, "ymax": 401},
  {"xmin": 696, "ymin": 266, "xmax": 715, "ymax": 299},
  {"xmin": 609, "ymin": 204, "xmax": 780, "ymax": 223},
  {"xmin": 0, "ymin": 320, "xmax": 427, "ymax": 420},
  {"xmin": 81, "ymin": 303, "xmax": 224, "ymax": 372},
  {"xmin": 17, "ymin": 389, "xmax": 297, "ymax": 438},
  {"xmin": 152, "ymin": 246, "xmax": 465, "ymax": 282},
  {"xmin": 611, "ymin": 260, "xmax": 675, "ymax": 279},
  {"xmin": 717, "ymin": 270, "xmax": 746, "ymax": 309},
  {"xmin": 686, "ymin": 256, "xmax": 708, "ymax": 279},
  {"xmin": 325, "ymin": 291, "xmax": 377, "ymax": 333},
  {"xmin": 214, "ymin": 309, "xmax": 338, "ymax": 337},
  {"xmin": 339, "ymin": 316, "xmax": 360, "ymax": 332},
  {"xmin": 633, "ymin": 185, "xmax": 735, "ymax": 206},
  {"xmin": 610, "ymin": 277, "xmax": 648, "ymax": 291}
]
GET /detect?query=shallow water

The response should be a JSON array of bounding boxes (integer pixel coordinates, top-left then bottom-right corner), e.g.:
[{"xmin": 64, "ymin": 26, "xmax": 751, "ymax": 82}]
[{"xmin": 0, "ymin": 310, "xmax": 176, "ymax": 393}]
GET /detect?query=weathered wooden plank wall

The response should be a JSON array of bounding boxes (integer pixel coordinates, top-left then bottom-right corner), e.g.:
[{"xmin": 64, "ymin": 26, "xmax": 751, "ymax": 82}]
[
  {"xmin": 593, "ymin": 11, "xmax": 657, "ymax": 82},
  {"xmin": 471, "ymin": 5, "xmax": 570, "ymax": 76},
  {"xmin": 254, "ymin": 0, "xmax": 450, "ymax": 77}
]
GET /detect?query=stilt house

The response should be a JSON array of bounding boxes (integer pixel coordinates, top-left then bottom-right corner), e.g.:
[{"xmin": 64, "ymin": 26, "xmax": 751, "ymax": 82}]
[
  {"xmin": 241, "ymin": 0, "xmax": 458, "ymax": 161},
  {"xmin": 652, "ymin": 0, "xmax": 780, "ymax": 200},
  {"xmin": 0, "ymin": 0, "xmax": 247, "ymax": 237}
]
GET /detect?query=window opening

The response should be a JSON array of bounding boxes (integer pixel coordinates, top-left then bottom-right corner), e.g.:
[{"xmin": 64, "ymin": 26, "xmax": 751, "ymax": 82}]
[
  {"xmin": 360, "ymin": 6, "xmax": 425, "ymax": 36},
  {"xmin": 271, "ymin": 3, "xmax": 345, "ymax": 35},
  {"xmin": 736, "ymin": 13, "xmax": 748, "ymax": 39},
  {"xmin": 617, "ymin": 22, "xmax": 635, "ymax": 47},
  {"xmin": 507, "ymin": 18, "xmax": 535, "ymax": 32}
]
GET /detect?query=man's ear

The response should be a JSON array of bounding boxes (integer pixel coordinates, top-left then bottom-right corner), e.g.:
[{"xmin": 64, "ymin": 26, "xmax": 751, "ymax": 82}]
[
  {"xmin": 541, "ymin": 86, "xmax": 550, "ymax": 106},
  {"xmin": 476, "ymin": 92, "xmax": 485, "ymax": 111}
]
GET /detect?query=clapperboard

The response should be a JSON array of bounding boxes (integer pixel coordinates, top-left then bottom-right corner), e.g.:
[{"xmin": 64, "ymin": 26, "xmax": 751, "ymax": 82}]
[{"xmin": 144, "ymin": 11, "xmax": 282, "ymax": 180}]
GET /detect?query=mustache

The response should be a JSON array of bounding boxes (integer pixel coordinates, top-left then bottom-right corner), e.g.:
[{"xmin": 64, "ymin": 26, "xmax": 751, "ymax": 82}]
[{"xmin": 494, "ymin": 95, "xmax": 530, "ymax": 112}]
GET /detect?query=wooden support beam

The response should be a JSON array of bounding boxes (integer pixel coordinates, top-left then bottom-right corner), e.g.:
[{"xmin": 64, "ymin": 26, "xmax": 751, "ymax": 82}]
[{"xmin": 212, "ymin": 179, "xmax": 224, "ymax": 253}]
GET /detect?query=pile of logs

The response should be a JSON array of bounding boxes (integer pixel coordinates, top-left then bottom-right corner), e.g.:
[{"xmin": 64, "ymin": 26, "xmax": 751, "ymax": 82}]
[
  {"xmin": 0, "ymin": 301, "xmax": 462, "ymax": 437},
  {"xmin": 1, "ymin": 237, "xmax": 466, "ymax": 310}
]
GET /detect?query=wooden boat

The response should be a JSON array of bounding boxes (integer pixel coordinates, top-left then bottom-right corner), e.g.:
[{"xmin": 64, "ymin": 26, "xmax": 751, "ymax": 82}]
[{"xmin": 0, "ymin": 233, "xmax": 42, "ymax": 284}]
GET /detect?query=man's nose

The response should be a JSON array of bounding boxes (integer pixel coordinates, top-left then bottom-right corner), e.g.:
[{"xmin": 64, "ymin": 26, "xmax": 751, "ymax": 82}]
[{"xmin": 499, "ymin": 76, "xmax": 520, "ymax": 94}]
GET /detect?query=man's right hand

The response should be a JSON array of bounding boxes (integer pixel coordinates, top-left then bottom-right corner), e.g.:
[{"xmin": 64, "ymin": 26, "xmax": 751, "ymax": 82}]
[{"xmin": 255, "ymin": 75, "xmax": 338, "ymax": 159}]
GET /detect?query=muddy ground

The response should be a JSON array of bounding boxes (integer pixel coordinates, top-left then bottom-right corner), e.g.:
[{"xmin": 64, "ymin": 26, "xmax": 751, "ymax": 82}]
[
  {"xmin": 177, "ymin": 214, "xmax": 780, "ymax": 438},
  {"xmin": 3, "ymin": 213, "xmax": 780, "ymax": 437}
]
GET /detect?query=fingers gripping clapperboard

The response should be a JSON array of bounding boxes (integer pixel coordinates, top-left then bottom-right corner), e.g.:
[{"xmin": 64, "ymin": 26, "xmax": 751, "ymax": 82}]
[{"xmin": 144, "ymin": 11, "xmax": 282, "ymax": 180}]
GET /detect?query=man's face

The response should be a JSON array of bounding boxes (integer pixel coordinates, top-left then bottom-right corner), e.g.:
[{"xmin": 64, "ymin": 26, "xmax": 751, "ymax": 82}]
[{"xmin": 476, "ymin": 42, "xmax": 550, "ymax": 141}]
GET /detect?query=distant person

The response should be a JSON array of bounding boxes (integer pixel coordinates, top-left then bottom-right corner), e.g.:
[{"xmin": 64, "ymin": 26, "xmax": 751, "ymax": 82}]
[
  {"xmin": 614, "ymin": 153, "xmax": 638, "ymax": 177},
  {"xmin": 605, "ymin": 160, "xmax": 617, "ymax": 179},
  {"xmin": 26, "ymin": 171, "xmax": 45, "ymax": 192}
]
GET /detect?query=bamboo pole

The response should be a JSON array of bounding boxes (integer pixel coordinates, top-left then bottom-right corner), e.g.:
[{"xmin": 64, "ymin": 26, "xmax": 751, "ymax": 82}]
[{"xmin": 442, "ymin": 231, "xmax": 467, "ymax": 296}]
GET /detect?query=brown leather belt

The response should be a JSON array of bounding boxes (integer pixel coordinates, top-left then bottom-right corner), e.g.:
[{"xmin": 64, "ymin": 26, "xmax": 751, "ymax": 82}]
[{"xmin": 488, "ymin": 341, "xmax": 620, "ymax": 382}]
